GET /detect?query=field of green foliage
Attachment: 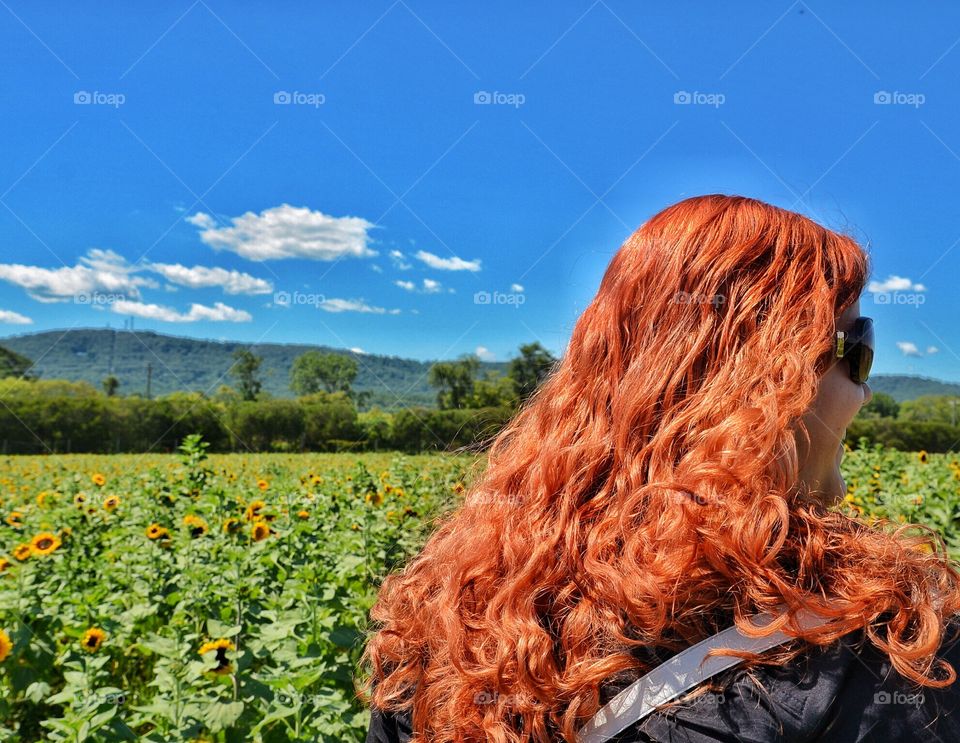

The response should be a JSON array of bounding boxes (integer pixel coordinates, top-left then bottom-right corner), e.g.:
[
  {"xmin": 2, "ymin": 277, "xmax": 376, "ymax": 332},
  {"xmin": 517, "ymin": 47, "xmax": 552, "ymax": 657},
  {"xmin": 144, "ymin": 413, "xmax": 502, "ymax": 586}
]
[{"xmin": 0, "ymin": 439, "xmax": 958, "ymax": 741}]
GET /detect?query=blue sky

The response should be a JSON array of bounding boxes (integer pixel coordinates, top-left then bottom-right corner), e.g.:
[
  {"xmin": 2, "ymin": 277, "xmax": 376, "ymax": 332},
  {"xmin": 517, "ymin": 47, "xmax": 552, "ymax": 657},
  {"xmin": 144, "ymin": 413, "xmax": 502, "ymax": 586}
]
[{"xmin": 0, "ymin": 1, "xmax": 958, "ymax": 380}]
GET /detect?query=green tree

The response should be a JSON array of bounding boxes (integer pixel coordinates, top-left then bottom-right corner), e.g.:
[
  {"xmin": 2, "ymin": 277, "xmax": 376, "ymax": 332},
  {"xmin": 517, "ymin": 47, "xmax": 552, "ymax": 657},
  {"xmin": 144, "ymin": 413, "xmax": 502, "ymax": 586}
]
[
  {"xmin": 508, "ymin": 342, "xmax": 557, "ymax": 400},
  {"xmin": 428, "ymin": 354, "xmax": 480, "ymax": 409},
  {"xmin": 467, "ymin": 371, "xmax": 518, "ymax": 408},
  {"xmin": 0, "ymin": 345, "xmax": 34, "ymax": 379},
  {"xmin": 858, "ymin": 391, "xmax": 899, "ymax": 419},
  {"xmin": 290, "ymin": 351, "xmax": 359, "ymax": 396},
  {"xmin": 102, "ymin": 375, "xmax": 120, "ymax": 397},
  {"xmin": 900, "ymin": 395, "xmax": 960, "ymax": 426},
  {"xmin": 231, "ymin": 348, "xmax": 263, "ymax": 401}
]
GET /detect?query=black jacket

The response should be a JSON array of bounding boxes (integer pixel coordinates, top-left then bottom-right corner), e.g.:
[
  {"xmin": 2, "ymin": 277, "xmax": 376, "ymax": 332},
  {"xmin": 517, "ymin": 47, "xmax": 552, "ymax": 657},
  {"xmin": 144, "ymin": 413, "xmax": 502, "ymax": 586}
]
[{"xmin": 365, "ymin": 620, "xmax": 960, "ymax": 742}]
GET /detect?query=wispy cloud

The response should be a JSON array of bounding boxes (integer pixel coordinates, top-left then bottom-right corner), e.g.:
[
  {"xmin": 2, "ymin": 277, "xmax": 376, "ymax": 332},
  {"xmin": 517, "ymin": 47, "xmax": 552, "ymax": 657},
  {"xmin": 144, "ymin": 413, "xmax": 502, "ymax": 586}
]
[
  {"xmin": 475, "ymin": 345, "xmax": 495, "ymax": 361},
  {"xmin": 0, "ymin": 309, "xmax": 33, "ymax": 324},
  {"xmin": 0, "ymin": 250, "xmax": 274, "ymax": 303},
  {"xmin": 389, "ymin": 249, "xmax": 412, "ymax": 270},
  {"xmin": 0, "ymin": 249, "xmax": 156, "ymax": 302},
  {"xmin": 868, "ymin": 275, "xmax": 926, "ymax": 292},
  {"xmin": 187, "ymin": 204, "xmax": 377, "ymax": 261},
  {"xmin": 319, "ymin": 298, "xmax": 401, "ymax": 315},
  {"xmin": 395, "ymin": 278, "xmax": 448, "ymax": 293},
  {"xmin": 896, "ymin": 341, "xmax": 923, "ymax": 357},
  {"xmin": 111, "ymin": 300, "xmax": 252, "ymax": 323},
  {"xmin": 147, "ymin": 263, "xmax": 273, "ymax": 295},
  {"xmin": 415, "ymin": 250, "xmax": 481, "ymax": 272}
]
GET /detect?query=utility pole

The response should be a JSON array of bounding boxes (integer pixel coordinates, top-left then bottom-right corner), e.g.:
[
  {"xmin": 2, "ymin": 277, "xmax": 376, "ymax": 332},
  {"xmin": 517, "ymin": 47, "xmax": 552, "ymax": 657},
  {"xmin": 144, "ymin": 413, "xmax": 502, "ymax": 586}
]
[{"xmin": 146, "ymin": 362, "xmax": 153, "ymax": 400}]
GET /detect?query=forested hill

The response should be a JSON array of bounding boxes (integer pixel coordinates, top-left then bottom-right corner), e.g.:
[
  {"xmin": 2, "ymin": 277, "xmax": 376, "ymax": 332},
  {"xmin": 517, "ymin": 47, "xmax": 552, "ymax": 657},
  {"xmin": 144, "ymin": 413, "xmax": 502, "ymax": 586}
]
[
  {"xmin": 0, "ymin": 328, "xmax": 956, "ymax": 408},
  {"xmin": 0, "ymin": 328, "xmax": 507, "ymax": 410}
]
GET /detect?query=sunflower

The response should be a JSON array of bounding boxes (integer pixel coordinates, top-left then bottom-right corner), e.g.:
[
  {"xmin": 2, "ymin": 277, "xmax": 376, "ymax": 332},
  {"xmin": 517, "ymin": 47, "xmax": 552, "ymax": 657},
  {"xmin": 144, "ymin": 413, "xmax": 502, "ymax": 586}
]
[
  {"xmin": 36, "ymin": 491, "xmax": 48, "ymax": 507},
  {"xmin": 222, "ymin": 517, "xmax": 242, "ymax": 534},
  {"xmin": 91, "ymin": 473, "xmax": 106, "ymax": 487},
  {"xmin": 198, "ymin": 638, "xmax": 234, "ymax": 674},
  {"xmin": 5, "ymin": 511, "xmax": 24, "ymax": 528},
  {"xmin": 257, "ymin": 478, "xmax": 269, "ymax": 492},
  {"xmin": 29, "ymin": 532, "xmax": 61, "ymax": 556},
  {"xmin": 146, "ymin": 523, "xmax": 170, "ymax": 541},
  {"xmin": 183, "ymin": 514, "xmax": 208, "ymax": 538},
  {"xmin": 296, "ymin": 510, "xmax": 309, "ymax": 519},
  {"xmin": 0, "ymin": 629, "xmax": 11, "ymax": 662},
  {"xmin": 251, "ymin": 522, "xmax": 271, "ymax": 542},
  {"xmin": 73, "ymin": 493, "xmax": 86, "ymax": 508},
  {"xmin": 0, "ymin": 558, "xmax": 10, "ymax": 573},
  {"xmin": 310, "ymin": 474, "xmax": 323, "ymax": 486},
  {"xmin": 918, "ymin": 450, "xmax": 929, "ymax": 464},
  {"xmin": 81, "ymin": 627, "xmax": 106, "ymax": 653},
  {"xmin": 244, "ymin": 500, "xmax": 266, "ymax": 521},
  {"xmin": 365, "ymin": 491, "xmax": 385, "ymax": 507},
  {"xmin": 102, "ymin": 495, "xmax": 120, "ymax": 512},
  {"xmin": 12, "ymin": 544, "xmax": 31, "ymax": 561}
]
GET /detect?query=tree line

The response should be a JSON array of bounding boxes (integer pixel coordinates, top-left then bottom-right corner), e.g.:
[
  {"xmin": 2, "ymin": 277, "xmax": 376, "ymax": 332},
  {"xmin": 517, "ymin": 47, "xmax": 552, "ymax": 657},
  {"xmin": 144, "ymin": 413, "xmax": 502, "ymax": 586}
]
[
  {"xmin": 847, "ymin": 392, "xmax": 960, "ymax": 453},
  {"xmin": 0, "ymin": 343, "xmax": 558, "ymax": 454},
  {"xmin": 2, "ymin": 339, "xmax": 958, "ymax": 453}
]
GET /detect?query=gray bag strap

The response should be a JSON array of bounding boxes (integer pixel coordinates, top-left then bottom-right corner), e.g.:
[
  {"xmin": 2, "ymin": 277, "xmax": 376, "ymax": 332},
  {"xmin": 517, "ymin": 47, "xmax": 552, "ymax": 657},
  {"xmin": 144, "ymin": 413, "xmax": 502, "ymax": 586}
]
[{"xmin": 576, "ymin": 606, "xmax": 833, "ymax": 743}]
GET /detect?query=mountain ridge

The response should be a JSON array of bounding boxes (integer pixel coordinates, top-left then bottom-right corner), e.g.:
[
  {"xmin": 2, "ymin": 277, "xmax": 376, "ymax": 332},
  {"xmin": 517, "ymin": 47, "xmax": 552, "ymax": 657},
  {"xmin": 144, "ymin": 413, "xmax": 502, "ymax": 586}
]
[{"xmin": 0, "ymin": 328, "xmax": 956, "ymax": 408}]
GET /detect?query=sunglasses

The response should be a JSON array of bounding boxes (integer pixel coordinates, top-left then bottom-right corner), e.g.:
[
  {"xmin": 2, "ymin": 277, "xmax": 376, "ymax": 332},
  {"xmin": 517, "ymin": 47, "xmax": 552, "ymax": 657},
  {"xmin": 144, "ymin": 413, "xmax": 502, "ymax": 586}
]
[{"xmin": 834, "ymin": 316, "xmax": 874, "ymax": 384}]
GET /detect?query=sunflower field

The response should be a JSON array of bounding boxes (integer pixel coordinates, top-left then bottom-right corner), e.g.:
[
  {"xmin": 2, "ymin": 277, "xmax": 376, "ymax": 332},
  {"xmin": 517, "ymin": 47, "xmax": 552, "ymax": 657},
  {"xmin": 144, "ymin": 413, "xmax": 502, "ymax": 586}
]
[
  {"xmin": 1, "ymin": 438, "xmax": 959, "ymax": 741},
  {"xmin": 0, "ymin": 436, "xmax": 480, "ymax": 742}
]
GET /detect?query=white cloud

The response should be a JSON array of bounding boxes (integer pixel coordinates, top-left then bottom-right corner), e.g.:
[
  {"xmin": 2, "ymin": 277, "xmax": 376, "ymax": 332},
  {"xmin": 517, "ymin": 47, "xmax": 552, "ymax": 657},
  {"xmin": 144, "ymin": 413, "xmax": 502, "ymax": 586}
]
[
  {"xmin": 395, "ymin": 278, "xmax": 446, "ymax": 294},
  {"xmin": 389, "ymin": 250, "xmax": 412, "ymax": 270},
  {"xmin": 185, "ymin": 212, "xmax": 216, "ymax": 229},
  {"xmin": 868, "ymin": 275, "xmax": 926, "ymax": 293},
  {"xmin": 0, "ymin": 309, "xmax": 32, "ymax": 324},
  {"xmin": 896, "ymin": 341, "xmax": 923, "ymax": 357},
  {"xmin": 350, "ymin": 347, "xmax": 366, "ymax": 354},
  {"xmin": 371, "ymin": 264, "xmax": 383, "ymax": 273},
  {"xmin": 147, "ymin": 263, "xmax": 273, "ymax": 295},
  {"xmin": 415, "ymin": 250, "xmax": 481, "ymax": 272},
  {"xmin": 111, "ymin": 300, "xmax": 252, "ymax": 323},
  {"xmin": 319, "ymin": 298, "xmax": 401, "ymax": 315},
  {"xmin": 510, "ymin": 283, "xmax": 524, "ymax": 292},
  {"xmin": 475, "ymin": 345, "xmax": 495, "ymax": 361},
  {"xmin": 927, "ymin": 346, "xmax": 940, "ymax": 355},
  {"xmin": 0, "ymin": 249, "xmax": 156, "ymax": 302},
  {"xmin": 187, "ymin": 204, "xmax": 377, "ymax": 261}
]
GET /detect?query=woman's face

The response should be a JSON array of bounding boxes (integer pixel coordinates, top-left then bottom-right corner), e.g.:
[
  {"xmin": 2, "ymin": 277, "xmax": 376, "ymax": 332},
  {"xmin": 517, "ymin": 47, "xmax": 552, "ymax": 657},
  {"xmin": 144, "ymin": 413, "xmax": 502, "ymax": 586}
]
[{"xmin": 796, "ymin": 298, "xmax": 873, "ymax": 505}]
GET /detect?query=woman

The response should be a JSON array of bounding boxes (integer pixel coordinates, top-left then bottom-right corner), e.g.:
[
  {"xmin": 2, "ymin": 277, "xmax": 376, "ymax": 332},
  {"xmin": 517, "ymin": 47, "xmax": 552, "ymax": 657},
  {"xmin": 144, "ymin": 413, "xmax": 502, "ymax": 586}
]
[{"xmin": 360, "ymin": 195, "xmax": 960, "ymax": 742}]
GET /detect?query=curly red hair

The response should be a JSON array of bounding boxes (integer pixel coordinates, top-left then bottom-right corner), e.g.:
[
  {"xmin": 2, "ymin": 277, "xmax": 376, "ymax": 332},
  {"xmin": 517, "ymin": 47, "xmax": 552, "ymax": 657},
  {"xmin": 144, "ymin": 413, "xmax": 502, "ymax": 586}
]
[{"xmin": 358, "ymin": 194, "xmax": 960, "ymax": 741}]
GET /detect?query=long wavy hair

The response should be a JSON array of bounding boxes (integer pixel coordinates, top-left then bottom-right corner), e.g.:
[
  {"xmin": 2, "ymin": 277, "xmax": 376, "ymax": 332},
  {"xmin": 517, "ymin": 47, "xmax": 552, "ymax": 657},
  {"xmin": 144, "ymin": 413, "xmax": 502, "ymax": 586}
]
[{"xmin": 358, "ymin": 194, "xmax": 960, "ymax": 741}]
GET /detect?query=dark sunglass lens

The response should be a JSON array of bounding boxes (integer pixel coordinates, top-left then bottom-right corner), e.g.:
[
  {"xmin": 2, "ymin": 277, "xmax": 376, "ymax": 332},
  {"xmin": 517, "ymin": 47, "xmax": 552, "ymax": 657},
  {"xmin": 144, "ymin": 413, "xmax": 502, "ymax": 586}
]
[{"xmin": 858, "ymin": 344, "xmax": 874, "ymax": 383}]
